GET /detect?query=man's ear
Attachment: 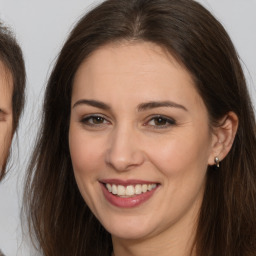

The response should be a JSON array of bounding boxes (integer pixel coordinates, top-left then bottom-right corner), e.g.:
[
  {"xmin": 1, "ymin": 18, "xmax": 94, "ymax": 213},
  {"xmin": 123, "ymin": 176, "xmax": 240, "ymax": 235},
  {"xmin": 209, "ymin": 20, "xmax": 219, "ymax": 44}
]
[{"xmin": 208, "ymin": 112, "xmax": 239, "ymax": 166}]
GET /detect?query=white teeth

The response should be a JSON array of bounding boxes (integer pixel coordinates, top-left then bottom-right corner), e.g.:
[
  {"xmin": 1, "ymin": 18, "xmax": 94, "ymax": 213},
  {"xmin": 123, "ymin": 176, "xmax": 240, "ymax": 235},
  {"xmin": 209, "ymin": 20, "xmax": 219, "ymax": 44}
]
[
  {"xmin": 106, "ymin": 183, "xmax": 112, "ymax": 192},
  {"xmin": 105, "ymin": 183, "xmax": 157, "ymax": 197},
  {"xmin": 117, "ymin": 185, "xmax": 126, "ymax": 196},
  {"xmin": 142, "ymin": 184, "xmax": 148, "ymax": 193},
  {"xmin": 135, "ymin": 184, "xmax": 142, "ymax": 195},
  {"xmin": 126, "ymin": 185, "xmax": 135, "ymax": 196},
  {"xmin": 112, "ymin": 184, "xmax": 117, "ymax": 195}
]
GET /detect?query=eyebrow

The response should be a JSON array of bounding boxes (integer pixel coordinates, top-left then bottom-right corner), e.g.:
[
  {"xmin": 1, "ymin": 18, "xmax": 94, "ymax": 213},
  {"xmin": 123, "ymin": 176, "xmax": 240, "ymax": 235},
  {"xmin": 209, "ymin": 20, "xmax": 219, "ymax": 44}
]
[
  {"xmin": 137, "ymin": 101, "xmax": 188, "ymax": 112},
  {"xmin": 73, "ymin": 99, "xmax": 187, "ymax": 112},
  {"xmin": 73, "ymin": 99, "xmax": 110, "ymax": 110}
]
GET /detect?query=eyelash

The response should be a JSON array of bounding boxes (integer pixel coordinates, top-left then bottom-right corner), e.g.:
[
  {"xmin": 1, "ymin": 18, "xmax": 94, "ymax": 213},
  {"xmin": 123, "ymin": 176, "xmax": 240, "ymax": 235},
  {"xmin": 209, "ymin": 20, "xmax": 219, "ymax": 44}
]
[
  {"xmin": 80, "ymin": 114, "xmax": 176, "ymax": 129},
  {"xmin": 145, "ymin": 115, "xmax": 176, "ymax": 129},
  {"xmin": 0, "ymin": 109, "xmax": 5, "ymax": 122},
  {"xmin": 80, "ymin": 114, "xmax": 110, "ymax": 127}
]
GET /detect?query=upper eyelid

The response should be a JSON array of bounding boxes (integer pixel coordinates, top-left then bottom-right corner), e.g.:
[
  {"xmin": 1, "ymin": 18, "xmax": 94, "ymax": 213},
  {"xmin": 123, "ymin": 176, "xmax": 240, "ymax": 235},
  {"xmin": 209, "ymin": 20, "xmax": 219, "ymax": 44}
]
[
  {"xmin": 0, "ymin": 108, "xmax": 11, "ymax": 115},
  {"xmin": 0, "ymin": 111, "xmax": 6, "ymax": 121},
  {"xmin": 79, "ymin": 113, "xmax": 175, "ymax": 120},
  {"xmin": 146, "ymin": 114, "xmax": 176, "ymax": 122},
  {"xmin": 81, "ymin": 113, "xmax": 109, "ymax": 119},
  {"xmin": 80, "ymin": 114, "xmax": 111, "ymax": 124},
  {"xmin": 0, "ymin": 109, "xmax": 6, "ymax": 115},
  {"xmin": 78, "ymin": 113, "xmax": 176, "ymax": 126},
  {"xmin": 145, "ymin": 115, "xmax": 176, "ymax": 127}
]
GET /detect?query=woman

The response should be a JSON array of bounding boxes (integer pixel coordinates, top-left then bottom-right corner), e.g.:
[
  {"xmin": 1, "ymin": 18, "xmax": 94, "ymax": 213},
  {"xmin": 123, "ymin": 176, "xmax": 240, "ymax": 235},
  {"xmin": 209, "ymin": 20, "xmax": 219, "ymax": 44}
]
[
  {"xmin": 0, "ymin": 21, "xmax": 26, "ymax": 256},
  {"xmin": 24, "ymin": 0, "xmax": 256, "ymax": 255}
]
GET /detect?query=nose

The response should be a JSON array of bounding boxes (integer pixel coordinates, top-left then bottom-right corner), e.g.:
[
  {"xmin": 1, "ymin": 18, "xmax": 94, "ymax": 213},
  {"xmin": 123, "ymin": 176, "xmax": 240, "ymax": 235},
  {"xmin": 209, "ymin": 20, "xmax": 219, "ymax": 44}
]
[{"xmin": 105, "ymin": 125, "xmax": 145, "ymax": 172}]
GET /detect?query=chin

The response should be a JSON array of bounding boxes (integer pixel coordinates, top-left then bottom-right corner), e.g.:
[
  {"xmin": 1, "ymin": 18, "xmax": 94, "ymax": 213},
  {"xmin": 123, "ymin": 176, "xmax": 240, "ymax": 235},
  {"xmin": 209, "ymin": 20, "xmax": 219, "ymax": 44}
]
[
  {"xmin": 109, "ymin": 227, "xmax": 152, "ymax": 240},
  {"xmin": 100, "ymin": 214, "xmax": 156, "ymax": 240}
]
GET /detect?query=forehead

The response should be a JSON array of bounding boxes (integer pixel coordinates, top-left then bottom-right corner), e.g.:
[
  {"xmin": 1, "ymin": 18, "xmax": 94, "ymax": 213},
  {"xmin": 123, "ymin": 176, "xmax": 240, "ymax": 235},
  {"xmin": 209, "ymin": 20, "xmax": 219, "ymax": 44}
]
[
  {"xmin": 78, "ymin": 41, "xmax": 186, "ymax": 77},
  {"xmin": 72, "ymin": 41, "xmax": 201, "ymax": 104}
]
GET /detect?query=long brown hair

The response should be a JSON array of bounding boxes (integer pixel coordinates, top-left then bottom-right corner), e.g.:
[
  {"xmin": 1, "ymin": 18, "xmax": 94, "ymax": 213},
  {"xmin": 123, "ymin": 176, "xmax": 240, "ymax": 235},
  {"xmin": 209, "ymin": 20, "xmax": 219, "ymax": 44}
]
[
  {"xmin": 0, "ymin": 21, "xmax": 26, "ymax": 180},
  {"xmin": 24, "ymin": 0, "xmax": 256, "ymax": 255}
]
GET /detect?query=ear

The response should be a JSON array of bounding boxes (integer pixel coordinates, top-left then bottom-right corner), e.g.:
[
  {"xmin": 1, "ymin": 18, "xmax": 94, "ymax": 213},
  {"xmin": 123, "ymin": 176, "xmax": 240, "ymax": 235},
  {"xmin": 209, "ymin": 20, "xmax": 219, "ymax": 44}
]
[{"xmin": 208, "ymin": 112, "xmax": 239, "ymax": 166}]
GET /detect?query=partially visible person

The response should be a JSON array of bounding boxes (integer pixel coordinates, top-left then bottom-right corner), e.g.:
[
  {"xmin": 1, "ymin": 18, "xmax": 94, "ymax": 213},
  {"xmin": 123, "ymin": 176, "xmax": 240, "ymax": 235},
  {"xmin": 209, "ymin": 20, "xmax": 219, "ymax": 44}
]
[
  {"xmin": 0, "ymin": 21, "xmax": 26, "ymax": 181},
  {"xmin": 0, "ymin": 21, "xmax": 26, "ymax": 256}
]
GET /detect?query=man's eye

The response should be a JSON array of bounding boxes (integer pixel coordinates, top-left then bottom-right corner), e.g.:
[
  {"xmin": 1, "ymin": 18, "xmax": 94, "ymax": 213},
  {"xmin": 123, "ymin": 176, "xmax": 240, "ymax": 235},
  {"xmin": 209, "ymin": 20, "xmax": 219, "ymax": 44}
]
[
  {"xmin": 147, "ymin": 116, "xmax": 176, "ymax": 128},
  {"xmin": 0, "ymin": 109, "xmax": 6, "ymax": 121}
]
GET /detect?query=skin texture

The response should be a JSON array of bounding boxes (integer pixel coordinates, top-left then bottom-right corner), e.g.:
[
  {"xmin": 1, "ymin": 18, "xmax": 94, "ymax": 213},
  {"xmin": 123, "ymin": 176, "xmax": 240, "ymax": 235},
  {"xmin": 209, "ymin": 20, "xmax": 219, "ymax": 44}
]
[
  {"xmin": 69, "ymin": 42, "xmax": 236, "ymax": 256},
  {"xmin": 0, "ymin": 61, "xmax": 13, "ymax": 170}
]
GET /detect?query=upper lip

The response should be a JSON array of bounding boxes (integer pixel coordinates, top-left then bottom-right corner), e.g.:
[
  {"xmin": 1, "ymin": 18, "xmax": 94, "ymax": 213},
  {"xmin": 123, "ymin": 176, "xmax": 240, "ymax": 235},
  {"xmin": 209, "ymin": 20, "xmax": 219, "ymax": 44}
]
[{"xmin": 100, "ymin": 179, "xmax": 159, "ymax": 185}]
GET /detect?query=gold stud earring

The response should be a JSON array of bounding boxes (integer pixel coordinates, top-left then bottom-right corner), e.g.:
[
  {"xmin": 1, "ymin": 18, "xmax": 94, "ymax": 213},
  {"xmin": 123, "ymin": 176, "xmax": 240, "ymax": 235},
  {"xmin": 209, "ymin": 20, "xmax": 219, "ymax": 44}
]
[{"xmin": 214, "ymin": 157, "xmax": 220, "ymax": 168}]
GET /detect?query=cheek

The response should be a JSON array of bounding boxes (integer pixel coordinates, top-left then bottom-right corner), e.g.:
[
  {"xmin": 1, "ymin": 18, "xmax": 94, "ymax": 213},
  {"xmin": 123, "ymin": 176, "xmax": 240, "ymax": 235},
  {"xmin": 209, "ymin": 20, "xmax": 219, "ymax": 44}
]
[
  {"xmin": 146, "ymin": 129, "xmax": 211, "ymax": 178},
  {"xmin": 69, "ymin": 125, "xmax": 113, "ymax": 216},
  {"xmin": 69, "ymin": 126, "xmax": 104, "ymax": 178},
  {"xmin": 0, "ymin": 124, "xmax": 13, "ymax": 168}
]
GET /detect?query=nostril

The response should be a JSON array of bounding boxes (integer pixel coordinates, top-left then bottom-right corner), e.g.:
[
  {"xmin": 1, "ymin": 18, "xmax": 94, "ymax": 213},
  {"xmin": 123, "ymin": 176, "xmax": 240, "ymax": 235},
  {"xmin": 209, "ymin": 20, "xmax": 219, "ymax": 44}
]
[
  {"xmin": 105, "ymin": 130, "xmax": 145, "ymax": 171},
  {"xmin": 105, "ymin": 153, "xmax": 141, "ymax": 171}
]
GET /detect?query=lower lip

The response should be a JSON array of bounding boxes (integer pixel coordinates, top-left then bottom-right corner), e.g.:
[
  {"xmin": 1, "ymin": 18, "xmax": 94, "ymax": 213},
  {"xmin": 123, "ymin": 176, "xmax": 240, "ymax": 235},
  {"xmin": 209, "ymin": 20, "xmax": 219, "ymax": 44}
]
[{"xmin": 101, "ymin": 183, "xmax": 158, "ymax": 208}]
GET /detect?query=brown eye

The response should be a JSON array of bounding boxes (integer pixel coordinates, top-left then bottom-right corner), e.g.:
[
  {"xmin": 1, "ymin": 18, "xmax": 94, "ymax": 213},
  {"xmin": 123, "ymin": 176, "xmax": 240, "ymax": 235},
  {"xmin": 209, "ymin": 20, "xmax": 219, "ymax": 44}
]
[
  {"xmin": 81, "ymin": 115, "xmax": 110, "ymax": 126},
  {"xmin": 153, "ymin": 117, "xmax": 167, "ymax": 126},
  {"xmin": 91, "ymin": 116, "xmax": 105, "ymax": 124},
  {"xmin": 147, "ymin": 115, "xmax": 176, "ymax": 128},
  {"xmin": 0, "ymin": 109, "xmax": 6, "ymax": 121}
]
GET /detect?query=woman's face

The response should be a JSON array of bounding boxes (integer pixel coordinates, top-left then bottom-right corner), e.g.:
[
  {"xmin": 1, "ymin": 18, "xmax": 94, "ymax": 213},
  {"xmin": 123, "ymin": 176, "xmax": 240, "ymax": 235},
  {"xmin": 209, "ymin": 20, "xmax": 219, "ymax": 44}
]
[
  {"xmin": 0, "ymin": 62, "xmax": 13, "ymax": 171},
  {"xmin": 69, "ymin": 42, "xmax": 216, "ymax": 241}
]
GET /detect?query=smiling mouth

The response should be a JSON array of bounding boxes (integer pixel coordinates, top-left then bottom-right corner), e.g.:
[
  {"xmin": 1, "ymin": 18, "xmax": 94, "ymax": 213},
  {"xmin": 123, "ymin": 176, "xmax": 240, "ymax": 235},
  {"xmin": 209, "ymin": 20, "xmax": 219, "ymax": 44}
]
[{"xmin": 104, "ymin": 183, "xmax": 158, "ymax": 197}]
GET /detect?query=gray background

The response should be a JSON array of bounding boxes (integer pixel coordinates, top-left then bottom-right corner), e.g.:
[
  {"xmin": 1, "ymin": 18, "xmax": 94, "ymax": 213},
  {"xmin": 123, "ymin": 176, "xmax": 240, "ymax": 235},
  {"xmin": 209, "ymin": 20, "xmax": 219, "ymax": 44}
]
[{"xmin": 0, "ymin": 0, "xmax": 255, "ymax": 255}]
